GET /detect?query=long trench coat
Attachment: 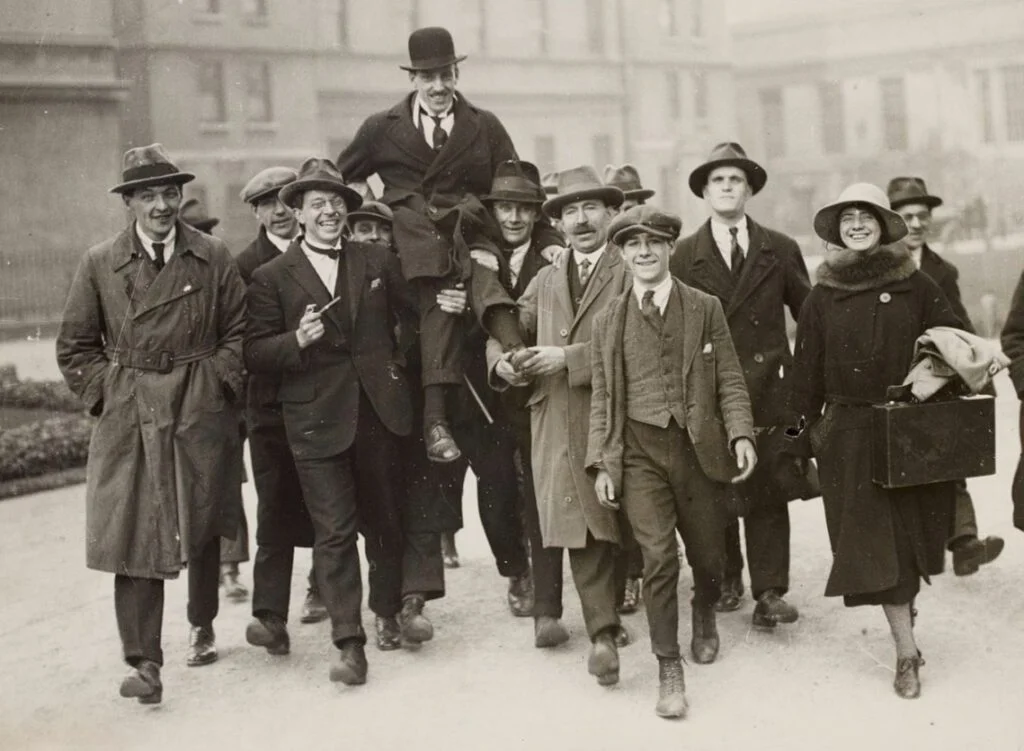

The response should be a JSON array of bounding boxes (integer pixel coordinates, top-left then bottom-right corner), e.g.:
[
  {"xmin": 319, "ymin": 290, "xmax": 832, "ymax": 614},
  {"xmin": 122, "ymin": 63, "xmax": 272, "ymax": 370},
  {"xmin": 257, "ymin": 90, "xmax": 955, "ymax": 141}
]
[
  {"xmin": 513, "ymin": 249, "xmax": 630, "ymax": 549},
  {"xmin": 57, "ymin": 222, "xmax": 246, "ymax": 579}
]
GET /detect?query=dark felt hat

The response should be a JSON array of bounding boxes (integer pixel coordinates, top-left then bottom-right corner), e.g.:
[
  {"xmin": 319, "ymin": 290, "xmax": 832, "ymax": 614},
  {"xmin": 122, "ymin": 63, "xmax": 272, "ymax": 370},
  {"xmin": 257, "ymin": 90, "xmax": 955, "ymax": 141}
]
[
  {"xmin": 240, "ymin": 166, "xmax": 298, "ymax": 205},
  {"xmin": 179, "ymin": 198, "xmax": 219, "ymax": 233},
  {"xmin": 542, "ymin": 166, "xmax": 624, "ymax": 219},
  {"xmin": 347, "ymin": 201, "xmax": 394, "ymax": 226},
  {"xmin": 483, "ymin": 160, "xmax": 545, "ymax": 205},
  {"xmin": 608, "ymin": 205, "xmax": 682, "ymax": 245},
  {"xmin": 603, "ymin": 164, "xmax": 655, "ymax": 202},
  {"xmin": 278, "ymin": 158, "xmax": 363, "ymax": 211},
  {"xmin": 886, "ymin": 176, "xmax": 944, "ymax": 211},
  {"xmin": 400, "ymin": 27, "xmax": 467, "ymax": 72},
  {"xmin": 110, "ymin": 143, "xmax": 195, "ymax": 195},
  {"xmin": 813, "ymin": 182, "xmax": 907, "ymax": 247},
  {"xmin": 688, "ymin": 142, "xmax": 767, "ymax": 197}
]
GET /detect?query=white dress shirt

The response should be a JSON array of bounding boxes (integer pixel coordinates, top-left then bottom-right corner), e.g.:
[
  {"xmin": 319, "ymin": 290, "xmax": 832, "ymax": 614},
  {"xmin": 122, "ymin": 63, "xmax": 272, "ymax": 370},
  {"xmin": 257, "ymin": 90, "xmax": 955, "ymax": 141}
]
[
  {"xmin": 508, "ymin": 240, "xmax": 530, "ymax": 287},
  {"xmin": 135, "ymin": 223, "xmax": 176, "ymax": 264},
  {"xmin": 301, "ymin": 240, "xmax": 340, "ymax": 295},
  {"xmin": 710, "ymin": 215, "xmax": 749, "ymax": 270},
  {"xmin": 266, "ymin": 230, "xmax": 293, "ymax": 254},
  {"xmin": 632, "ymin": 275, "xmax": 673, "ymax": 315},
  {"xmin": 573, "ymin": 244, "xmax": 607, "ymax": 282},
  {"xmin": 909, "ymin": 246, "xmax": 923, "ymax": 269},
  {"xmin": 413, "ymin": 94, "xmax": 455, "ymax": 149}
]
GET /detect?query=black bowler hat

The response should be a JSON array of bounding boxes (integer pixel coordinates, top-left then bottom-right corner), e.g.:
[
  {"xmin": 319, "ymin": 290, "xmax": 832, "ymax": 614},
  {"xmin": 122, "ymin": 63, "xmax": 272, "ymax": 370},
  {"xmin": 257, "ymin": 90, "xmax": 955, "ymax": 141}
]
[
  {"xmin": 887, "ymin": 176, "xmax": 944, "ymax": 211},
  {"xmin": 400, "ymin": 27, "xmax": 467, "ymax": 72}
]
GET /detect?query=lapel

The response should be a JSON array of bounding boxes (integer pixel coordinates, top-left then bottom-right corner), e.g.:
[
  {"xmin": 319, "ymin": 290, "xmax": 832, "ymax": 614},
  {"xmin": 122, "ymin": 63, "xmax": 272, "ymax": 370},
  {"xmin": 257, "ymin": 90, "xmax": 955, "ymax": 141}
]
[
  {"xmin": 686, "ymin": 221, "xmax": 736, "ymax": 304},
  {"xmin": 676, "ymin": 280, "xmax": 705, "ymax": 376},
  {"xmin": 574, "ymin": 248, "xmax": 620, "ymax": 331},
  {"xmin": 283, "ymin": 241, "xmax": 347, "ymax": 332},
  {"xmin": 344, "ymin": 241, "xmax": 366, "ymax": 327},
  {"xmin": 423, "ymin": 93, "xmax": 481, "ymax": 186},
  {"xmin": 256, "ymin": 227, "xmax": 285, "ymax": 266},
  {"xmin": 122, "ymin": 223, "xmax": 205, "ymax": 320},
  {"xmin": 727, "ymin": 218, "xmax": 778, "ymax": 315},
  {"xmin": 552, "ymin": 255, "xmax": 575, "ymax": 327},
  {"xmin": 920, "ymin": 244, "xmax": 947, "ymax": 285},
  {"xmin": 384, "ymin": 94, "xmax": 437, "ymax": 171}
]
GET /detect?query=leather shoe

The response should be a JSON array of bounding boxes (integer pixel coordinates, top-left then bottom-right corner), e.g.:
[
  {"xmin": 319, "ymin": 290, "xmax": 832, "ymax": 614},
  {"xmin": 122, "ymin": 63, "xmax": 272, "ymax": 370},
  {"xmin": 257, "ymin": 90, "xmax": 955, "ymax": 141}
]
[
  {"xmin": 219, "ymin": 563, "xmax": 249, "ymax": 603},
  {"xmin": 893, "ymin": 654, "xmax": 924, "ymax": 699},
  {"xmin": 399, "ymin": 594, "xmax": 434, "ymax": 644},
  {"xmin": 952, "ymin": 535, "xmax": 1004, "ymax": 576},
  {"xmin": 534, "ymin": 616, "xmax": 570, "ymax": 648},
  {"xmin": 300, "ymin": 587, "xmax": 328, "ymax": 624},
  {"xmin": 186, "ymin": 625, "xmax": 218, "ymax": 667},
  {"xmin": 375, "ymin": 615, "xmax": 402, "ymax": 651},
  {"xmin": 714, "ymin": 575, "xmax": 743, "ymax": 613},
  {"xmin": 751, "ymin": 589, "xmax": 799, "ymax": 629},
  {"xmin": 425, "ymin": 422, "xmax": 461, "ymax": 463},
  {"xmin": 119, "ymin": 660, "xmax": 162, "ymax": 705},
  {"xmin": 618, "ymin": 577, "xmax": 641, "ymax": 615},
  {"xmin": 246, "ymin": 615, "xmax": 290, "ymax": 655},
  {"xmin": 587, "ymin": 630, "xmax": 620, "ymax": 686},
  {"xmin": 329, "ymin": 640, "xmax": 368, "ymax": 685},
  {"xmin": 690, "ymin": 605, "xmax": 719, "ymax": 664},
  {"xmin": 507, "ymin": 572, "xmax": 534, "ymax": 618},
  {"xmin": 441, "ymin": 531, "xmax": 460, "ymax": 569},
  {"xmin": 655, "ymin": 657, "xmax": 688, "ymax": 719},
  {"xmin": 612, "ymin": 624, "xmax": 631, "ymax": 648}
]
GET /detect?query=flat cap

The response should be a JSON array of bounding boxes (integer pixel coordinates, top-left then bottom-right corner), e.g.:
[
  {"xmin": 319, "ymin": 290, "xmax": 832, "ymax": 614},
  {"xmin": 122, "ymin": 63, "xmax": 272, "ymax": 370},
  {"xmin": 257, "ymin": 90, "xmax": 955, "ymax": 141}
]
[
  {"xmin": 608, "ymin": 205, "xmax": 682, "ymax": 245},
  {"xmin": 240, "ymin": 166, "xmax": 299, "ymax": 205}
]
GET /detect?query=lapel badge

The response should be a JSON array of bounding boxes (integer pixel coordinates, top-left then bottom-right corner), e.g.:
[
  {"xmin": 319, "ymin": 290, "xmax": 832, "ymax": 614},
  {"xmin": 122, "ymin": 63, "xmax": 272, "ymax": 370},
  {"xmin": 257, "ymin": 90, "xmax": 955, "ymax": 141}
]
[
  {"xmin": 702, "ymin": 342, "xmax": 713, "ymax": 354},
  {"xmin": 183, "ymin": 284, "xmax": 193, "ymax": 293},
  {"xmin": 370, "ymin": 277, "xmax": 382, "ymax": 291},
  {"xmin": 879, "ymin": 292, "xmax": 891, "ymax": 303}
]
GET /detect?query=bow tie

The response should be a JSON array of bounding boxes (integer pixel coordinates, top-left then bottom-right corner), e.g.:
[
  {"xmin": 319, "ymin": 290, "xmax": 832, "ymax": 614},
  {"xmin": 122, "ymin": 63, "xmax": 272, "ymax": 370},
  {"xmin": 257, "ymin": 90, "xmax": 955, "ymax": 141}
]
[{"xmin": 304, "ymin": 241, "xmax": 340, "ymax": 260}]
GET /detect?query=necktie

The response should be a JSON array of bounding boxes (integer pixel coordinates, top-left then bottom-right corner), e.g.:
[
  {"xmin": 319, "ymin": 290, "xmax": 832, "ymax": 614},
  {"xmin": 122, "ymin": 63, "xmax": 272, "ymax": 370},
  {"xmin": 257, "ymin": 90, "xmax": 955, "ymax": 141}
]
[
  {"xmin": 729, "ymin": 227, "xmax": 744, "ymax": 279},
  {"xmin": 641, "ymin": 289, "xmax": 662, "ymax": 328},
  {"xmin": 578, "ymin": 258, "xmax": 592, "ymax": 287},
  {"xmin": 305, "ymin": 241, "xmax": 339, "ymax": 260},
  {"xmin": 152, "ymin": 241, "xmax": 165, "ymax": 271},
  {"xmin": 425, "ymin": 111, "xmax": 448, "ymax": 151}
]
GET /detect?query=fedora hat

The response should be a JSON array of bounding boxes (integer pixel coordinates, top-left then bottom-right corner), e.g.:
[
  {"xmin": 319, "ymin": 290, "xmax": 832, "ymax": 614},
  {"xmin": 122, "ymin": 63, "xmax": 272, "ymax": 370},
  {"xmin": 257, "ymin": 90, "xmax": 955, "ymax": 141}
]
[
  {"xmin": 347, "ymin": 201, "xmax": 394, "ymax": 226},
  {"xmin": 540, "ymin": 171, "xmax": 560, "ymax": 196},
  {"xmin": 603, "ymin": 164, "xmax": 655, "ymax": 202},
  {"xmin": 110, "ymin": 143, "xmax": 195, "ymax": 195},
  {"xmin": 180, "ymin": 198, "xmax": 219, "ymax": 233},
  {"xmin": 813, "ymin": 182, "xmax": 907, "ymax": 247},
  {"xmin": 240, "ymin": 166, "xmax": 298, "ymax": 205},
  {"xmin": 886, "ymin": 176, "xmax": 944, "ymax": 211},
  {"xmin": 688, "ymin": 142, "xmax": 767, "ymax": 197},
  {"xmin": 278, "ymin": 158, "xmax": 363, "ymax": 211},
  {"xmin": 542, "ymin": 166, "xmax": 624, "ymax": 219},
  {"xmin": 483, "ymin": 160, "xmax": 544, "ymax": 205},
  {"xmin": 608, "ymin": 205, "xmax": 682, "ymax": 245},
  {"xmin": 400, "ymin": 27, "xmax": 467, "ymax": 72}
]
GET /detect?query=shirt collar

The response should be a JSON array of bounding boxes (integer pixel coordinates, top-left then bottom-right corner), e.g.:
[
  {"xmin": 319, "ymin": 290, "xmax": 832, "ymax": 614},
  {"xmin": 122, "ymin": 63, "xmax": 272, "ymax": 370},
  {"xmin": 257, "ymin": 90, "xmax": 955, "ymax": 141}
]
[
  {"xmin": 632, "ymin": 274, "xmax": 673, "ymax": 313},
  {"xmin": 710, "ymin": 214, "xmax": 748, "ymax": 242},
  {"xmin": 413, "ymin": 92, "xmax": 457, "ymax": 123},
  {"xmin": 265, "ymin": 228, "xmax": 294, "ymax": 254},
  {"xmin": 573, "ymin": 243, "xmax": 606, "ymax": 270},
  {"xmin": 134, "ymin": 222, "xmax": 176, "ymax": 257}
]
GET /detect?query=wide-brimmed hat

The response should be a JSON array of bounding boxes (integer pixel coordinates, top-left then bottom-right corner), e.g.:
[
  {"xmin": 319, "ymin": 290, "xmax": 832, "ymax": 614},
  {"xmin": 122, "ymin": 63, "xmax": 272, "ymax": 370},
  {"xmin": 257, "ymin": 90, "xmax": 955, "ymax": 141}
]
[
  {"xmin": 483, "ymin": 160, "xmax": 544, "ymax": 205},
  {"xmin": 278, "ymin": 158, "xmax": 363, "ymax": 211},
  {"xmin": 688, "ymin": 142, "xmax": 767, "ymax": 197},
  {"xmin": 180, "ymin": 198, "xmax": 219, "ymax": 233},
  {"xmin": 241, "ymin": 166, "xmax": 298, "ymax": 205},
  {"xmin": 542, "ymin": 166, "xmax": 624, "ymax": 219},
  {"xmin": 603, "ymin": 164, "xmax": 655, "ymax": 202},
  {"xmin": 400, "ymin": 27, "xmax": 467, "ymax": 72},
  {"xmin": 813, "ymin": 182, "xmax": 908, "ymax": 247},
  {"xmin": 608, "ymin": 205, "xmax": 682, "ymax": 245},
  {"xmin": 110, "ymin": 143, "xmax": 195, "ymax": 195},
  {"xmin": 886, "ymin": 176, "xmax": 944, "ymax": 211},
  {"xmin": 347, "ymin": 201, "xmax": 394, "ymax": 226}
]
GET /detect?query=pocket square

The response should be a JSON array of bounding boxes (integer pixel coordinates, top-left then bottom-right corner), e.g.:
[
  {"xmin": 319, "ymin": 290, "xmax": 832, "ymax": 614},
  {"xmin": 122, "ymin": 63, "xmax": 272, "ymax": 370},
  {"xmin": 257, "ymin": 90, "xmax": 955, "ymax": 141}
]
[
  {"xmin": 369, "ymin": 277, "xmax": 382, "ymax": 291},
  {"xmin": 702, "ymin": 342, "xmax": 713, "ymax": 354}
]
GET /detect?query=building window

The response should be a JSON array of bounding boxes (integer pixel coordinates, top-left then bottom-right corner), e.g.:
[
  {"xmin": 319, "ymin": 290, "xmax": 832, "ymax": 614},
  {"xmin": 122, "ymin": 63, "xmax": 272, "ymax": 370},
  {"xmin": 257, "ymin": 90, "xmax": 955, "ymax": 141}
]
[
  {"xmin": 660, "ymin": 0, "xmax": 679, "ymax": 36},
  {"xmin": 241, "ymin": 0, "xmax": 268, "ymax": 22},
  {"xmin": 819, "ymin": 81, "xmax": 845, "ymax": 154},
  {"xmin": 1003, "ymin": 65, "xmax": 1024, "ymax": 142},
  {"xmin": 244, "ymin": 62, "xmax": 273, "ymax": 123},
  {"xmin": 691, "ymin": 0, "xmax": 704, "ymax": 38},
  {"xmin": 759, "ymin": 87, "xmax": 784, "ymax": 158},
  {"xmin": 197, "ymin": 61, "xmax": 227, "ymax": 123},
  {"xmin": 337, "ymin": 0, "xmax": 348, "ymax": 48},
  {"xmin": 880, "ymin": 77, "xmax": 908, "ymax": 151},
  {"xmin": 592, "ymin": 133, "xmax": 613, "ymax": 168},
  {"xmin": 534, "ymin": 135, "xmax": 555, "ymax": 173},
  {"xmin": 975, "ymin": 69, "xmax": 993, "ymax": 143},
  {"xmin": 586, "ymin": 0, "xmax": 604, "ymax": 55},
  {"xmin": 667, "ymin": 70, "xmax": 681, "ymax": 120},
  {"xmin": 693, "ymin": 70, "xmax": 708, "ymax": 120}
]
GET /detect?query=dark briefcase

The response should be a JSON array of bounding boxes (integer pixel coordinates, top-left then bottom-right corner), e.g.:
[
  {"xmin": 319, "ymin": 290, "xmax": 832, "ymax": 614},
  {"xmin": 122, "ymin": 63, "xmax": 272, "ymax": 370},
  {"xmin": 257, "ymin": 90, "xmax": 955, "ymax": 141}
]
[{"xmin": 871, "ymin": 396, "xmax": 996, "ymax": 489}]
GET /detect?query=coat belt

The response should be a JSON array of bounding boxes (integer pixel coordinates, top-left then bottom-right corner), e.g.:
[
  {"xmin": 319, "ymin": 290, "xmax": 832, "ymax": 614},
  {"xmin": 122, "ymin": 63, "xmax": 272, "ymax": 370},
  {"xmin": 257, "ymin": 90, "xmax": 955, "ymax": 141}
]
[{"xmin": 106, "ymin": 345, "xmax": 217, "ymax": 374}]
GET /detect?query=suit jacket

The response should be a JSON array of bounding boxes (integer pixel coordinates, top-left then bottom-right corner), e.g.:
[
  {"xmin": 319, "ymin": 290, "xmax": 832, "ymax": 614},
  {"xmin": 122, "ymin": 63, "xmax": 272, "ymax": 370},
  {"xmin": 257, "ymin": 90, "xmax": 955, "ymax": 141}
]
[
  {"xmin": 586, "ymin": 279, "xmax": 754, "ymax": 494},
  {"xmin": 244, "ymin": 239, "xmax": 416, "ymax": 459},
  {"xmin": 919, "ymin": 243, "xmax": 974, "ymax": 332},
  {"xmin": 510, "ymin": 248, "xmax": 630, "ymax": 549},
  {"xmin": 671, "ymin": 217, "xmax": 810, "ymax": 427}
]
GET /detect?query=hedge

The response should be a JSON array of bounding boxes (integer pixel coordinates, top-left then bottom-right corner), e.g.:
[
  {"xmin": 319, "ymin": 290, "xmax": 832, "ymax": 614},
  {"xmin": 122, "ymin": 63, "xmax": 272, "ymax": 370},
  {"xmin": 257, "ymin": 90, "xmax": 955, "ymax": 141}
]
[
  {"xmin": 0, "ymin": 414, "xmax": 94, "ymax": 482},
  {"xmin": 0, "ymin": 377, "xmax": 83, "ymax": 412}
]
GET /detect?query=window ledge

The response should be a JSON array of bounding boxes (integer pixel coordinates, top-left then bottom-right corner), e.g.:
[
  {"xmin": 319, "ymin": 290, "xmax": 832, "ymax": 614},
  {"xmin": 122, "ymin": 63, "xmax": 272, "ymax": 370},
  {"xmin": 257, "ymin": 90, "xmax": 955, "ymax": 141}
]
[
  {"xmin": 199, "ymin": 121, "xmax": 230, "ymax": 134},
  {"xmin": 243, "ymin": 15, "xmax": 269, "ymax": 27},
  {"xmin": 245, "ymin": 121, "xmax": 278, "ymax": 133},
  {"xmin": 192, "ymin": 12, "xmax": 225, "ymax": 25}
]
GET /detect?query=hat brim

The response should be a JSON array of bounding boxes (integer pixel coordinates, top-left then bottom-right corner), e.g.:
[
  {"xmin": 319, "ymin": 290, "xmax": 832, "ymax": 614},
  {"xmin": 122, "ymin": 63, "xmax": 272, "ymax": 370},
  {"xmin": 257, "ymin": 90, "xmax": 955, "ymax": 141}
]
[
  {"xmin": 612, "ymin": 223, "xmax": 678, "ymax": 245},
  {"xmin": 688, "ymin": 158, "xmax": 767, "ymax": 197},
  {"xmin": 110, "ymin": 172, "xmax": 195, "ymax": 195},
  {"xmin": 245, "ymin": 185, "xmax": 290, "ymax": 205},
  {"xmin": 622, "ymin": 188, "xmax": 656, "ymax": 202},
  {"xmin": 482, "ymin": 190, "xmax": 543, "ymax": 205},
  {"xmin": 399, "ymin": 54, "xmax": 468, "ymax": 72},
  {"xmin": 813, "ymin": 200, "xmax": 908, "ymax": 247},
  {"xmin": 347, "ymin": 210, "xmax": 394, "ymax": 225},
  {"xmin": 543, "ymin": 187, "xmax": 624, "ymax": 219},
  {"xmin": 189, "ymin": 218, "xmax": 220, "ymax": 233},
  {"xmin": 279, "ymin": 178, "xmax": 363, "ymax": 212},
  {"xmin": 889, "ymin": 194, "xmax": 943, "ymax": 211}
]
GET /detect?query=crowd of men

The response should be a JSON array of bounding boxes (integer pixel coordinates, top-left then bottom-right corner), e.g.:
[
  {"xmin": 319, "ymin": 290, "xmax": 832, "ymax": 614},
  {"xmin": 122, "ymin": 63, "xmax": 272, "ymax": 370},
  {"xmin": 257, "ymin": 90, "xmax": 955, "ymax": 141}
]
[{"xmin": 55, "ymin": 26, "xmax": 1019, "ymax": 719}]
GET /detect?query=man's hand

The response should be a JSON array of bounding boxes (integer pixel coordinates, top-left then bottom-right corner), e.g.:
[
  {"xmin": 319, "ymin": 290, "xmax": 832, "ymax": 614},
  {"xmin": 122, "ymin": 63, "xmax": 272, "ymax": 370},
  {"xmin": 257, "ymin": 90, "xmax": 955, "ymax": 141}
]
[
  {"xmin": 495, "ymin": 352, "xmax": 530, "ymax": 387},
  {"xmin": 295, "ymin": 305, "xmax": 325, "ymax": 349},
  {"xmin": 436, "ymin": 285, "xmax": 468, "ymax": 316},
  {"xmin": 541, "ymin": 245, "xmax": 568, "ymax": 268},
  {"xmin": 730, "ymin": 437, "xmax": 758, "ymax": 484},
  {"xmin": 470, "ymin": 249, "xmax": 499, "ymax": 272},
  {"xmin": 594, "ymin": 470, "xmax": 620, "ymax": 510},
  {"xmin": 512, "ymin": 346, "xmax": 566, "ymax": 377}
]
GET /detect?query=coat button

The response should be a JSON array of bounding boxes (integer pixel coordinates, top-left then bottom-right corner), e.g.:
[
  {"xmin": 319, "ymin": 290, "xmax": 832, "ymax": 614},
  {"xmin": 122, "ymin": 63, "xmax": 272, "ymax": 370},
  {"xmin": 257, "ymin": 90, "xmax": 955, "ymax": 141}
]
[
  {"xmin": 754, "ymin": 353, "xmax": 765, "ymax": 363},
  {"xmin": 564, "ymin": 495, "xmax": 572, "ymax": 505},
  {"xmin": 879, "ymin": 292, "xmax": 892, "ymax": 303},
  {"xmin": 560, "ymin": 328, "xmax": 568, "ymax": 338}
]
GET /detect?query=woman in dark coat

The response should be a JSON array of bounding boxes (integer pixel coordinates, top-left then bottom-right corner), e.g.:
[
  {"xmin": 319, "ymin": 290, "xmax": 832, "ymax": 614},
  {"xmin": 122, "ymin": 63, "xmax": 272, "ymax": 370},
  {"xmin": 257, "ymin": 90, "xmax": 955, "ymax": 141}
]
[{"xmin": 788, "ymin": 183, "xmax": 962, "ymax": 700}]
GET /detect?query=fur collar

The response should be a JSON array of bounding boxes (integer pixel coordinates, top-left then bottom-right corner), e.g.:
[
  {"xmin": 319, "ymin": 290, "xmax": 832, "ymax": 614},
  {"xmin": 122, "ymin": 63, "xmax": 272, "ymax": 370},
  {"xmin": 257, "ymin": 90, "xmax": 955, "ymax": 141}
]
[{"xmin": 815, "ymin": 243, "xmax": 916, "ymax": 291}]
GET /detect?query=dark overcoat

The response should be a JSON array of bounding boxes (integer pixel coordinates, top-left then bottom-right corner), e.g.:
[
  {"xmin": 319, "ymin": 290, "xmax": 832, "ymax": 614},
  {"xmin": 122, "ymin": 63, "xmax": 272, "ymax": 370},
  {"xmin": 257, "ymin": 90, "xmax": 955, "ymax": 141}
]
[
  {"xmin": 919, "ymin": 243, "xmax": 973, "ymax": 331},
  {"xmin": 788, "ymin": 246, "xmax": 962, "ymax": 598},
  {"xmin": 56, "ymin": 222, "xmax": 246, "ymax": 579},
  {"xmin": 1000, "ymin": 265, "xmax": 1024, "ymax": 530}
]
